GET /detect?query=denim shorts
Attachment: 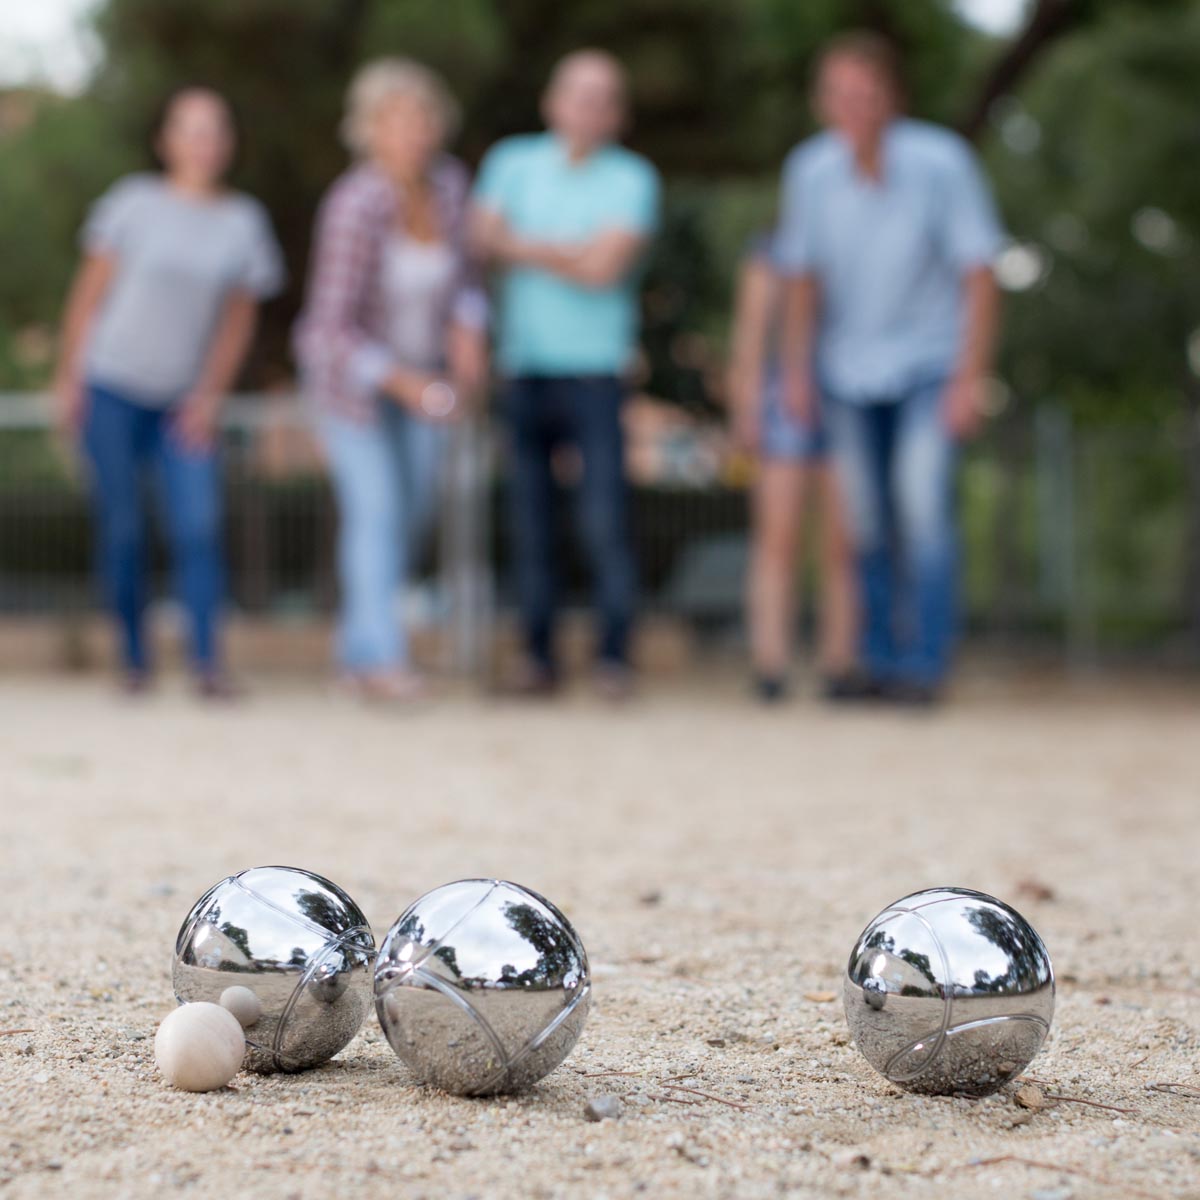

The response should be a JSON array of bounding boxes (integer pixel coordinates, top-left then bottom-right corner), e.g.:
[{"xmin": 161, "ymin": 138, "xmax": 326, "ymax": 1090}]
[{"xmin": 760, "ymin": 368, "xmax": 829, "ymax": 462}]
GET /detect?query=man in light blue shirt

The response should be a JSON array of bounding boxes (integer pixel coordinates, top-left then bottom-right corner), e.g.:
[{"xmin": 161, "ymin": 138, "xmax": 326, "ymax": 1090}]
[
  {"xmin": 473, "ymin": 50, "xmax": 661, "ymax": 697},
  {"xmin": 776, "ymin": 32, "xmax": 1004, "ymax": 703}
]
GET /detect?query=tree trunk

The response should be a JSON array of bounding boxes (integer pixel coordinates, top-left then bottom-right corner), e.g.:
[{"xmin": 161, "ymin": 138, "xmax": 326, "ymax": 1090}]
[{"xmin": 959, "ymin": 0, "xmax": 1083, "ymax": 143}]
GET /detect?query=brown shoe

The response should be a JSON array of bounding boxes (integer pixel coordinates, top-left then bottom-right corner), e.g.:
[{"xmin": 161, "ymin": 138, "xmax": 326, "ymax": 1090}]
[
  {"xmin": 193, "ymin": 671, "xmax": 245, "ymax": 702},
  {"xmin": 494, "ymin": 659, "xmax": 559, "ymax": 698},
  {"xmin": 594, "ymin": 662, "xmax": 635, "ymax": 704},
  {"xmin": 120, "ymin": 668, "xmax": 153, "ymax": 696}
]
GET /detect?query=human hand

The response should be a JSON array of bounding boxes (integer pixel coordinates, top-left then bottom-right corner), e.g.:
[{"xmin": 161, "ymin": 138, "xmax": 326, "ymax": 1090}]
[
  {"xmin": 782, "ymin": 365, "xmax": 818, "ymax": 427},
  {"xmin": 417, "ymin": 379, "xmax": 463, "ymax": 423},
  {"xmin": 447, "ymin": 325, "xmax": 489, "ymax": 404},
  {"xmin": 942, "ymin": 372, "xmax": 985, "ymax": 441},
  {"xmin": 384, "ymin": 368, "xmax": 436, "ymax": 410},
  {"xmin": 53, "ymin": 371, "xmax": 87, "ymax": 438},
  {"xmin": 385, "ymin": 369, "xmax": 462, "ymax": 423},
  {"xmin": 726, "ymin": 363, "xmax": 762, "ymax": 454},
  {"xmin": 173, "ymin": 391, "xmax": 222, "ymax": 452},
  {"xmin": 488, "ymin": 222, "xmax": 560, "ymax": 271},
  {"xmin": 731, "ymin": 406, "xmax": 761, "ymax": 455}
]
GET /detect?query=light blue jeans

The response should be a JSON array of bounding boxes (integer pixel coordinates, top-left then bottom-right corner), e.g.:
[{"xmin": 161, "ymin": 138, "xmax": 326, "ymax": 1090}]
[
  {"xmin": 825, "ymin": 376, "xmax": 958, "ymax": 687},
  {"xmin": 319, "ymin": 404, "xmax": 446, "ymax": 671}
]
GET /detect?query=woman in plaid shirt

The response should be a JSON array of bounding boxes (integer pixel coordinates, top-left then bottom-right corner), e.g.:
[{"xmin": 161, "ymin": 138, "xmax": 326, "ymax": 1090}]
[{"xmin": 294, "ymin": 59, "xmax": 488, "ymax": 703}]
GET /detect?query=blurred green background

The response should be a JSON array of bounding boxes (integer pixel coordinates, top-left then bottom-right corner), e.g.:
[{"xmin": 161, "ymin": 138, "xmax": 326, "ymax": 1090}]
[
  {"xmin": 2, "ymin": 0, "xmax": 1199, "ymax": 654},
  {"xmin": 2, "ymin": 0, "xmax": 1198, "ymax": 414}
]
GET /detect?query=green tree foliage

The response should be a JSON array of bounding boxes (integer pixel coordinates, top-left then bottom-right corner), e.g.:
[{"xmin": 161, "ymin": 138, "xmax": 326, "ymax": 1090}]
[
  {"xmin": 0, "ymin": 92, "xmax": 125, "ymax": 385},
  {"xmin": 0, "ymin": 0, "xmax": 1198, "ymax": 424},
  {"xmin": 984, "ymin": 4, "xmax": 1200, "ymax": 420}
]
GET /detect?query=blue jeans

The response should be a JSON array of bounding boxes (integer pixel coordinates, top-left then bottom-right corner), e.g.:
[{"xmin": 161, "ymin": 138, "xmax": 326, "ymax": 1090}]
[
  {"xmin": 761, "ymin": 365, "xmax": 829, "ymax": 462},
  {"xmin": 506, "ymin": 375, "xmax": 636, "ymax": 671},
  {"xmin": 319, "ymin": 404, "xmax": 446, "ymax": 671},
  {"xmin": 825, "ymin": 377, "xmax": 957, "ymax": 687},
  {"xmin": 83, "ymin": 382, "xmax": 224, "ymax": 672}
]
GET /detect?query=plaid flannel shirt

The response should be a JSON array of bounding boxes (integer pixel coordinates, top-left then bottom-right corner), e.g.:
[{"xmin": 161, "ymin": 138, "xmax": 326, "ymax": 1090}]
[{"xmin": 293, "ymin": 156, "xmax": 487, "ymax": 422}]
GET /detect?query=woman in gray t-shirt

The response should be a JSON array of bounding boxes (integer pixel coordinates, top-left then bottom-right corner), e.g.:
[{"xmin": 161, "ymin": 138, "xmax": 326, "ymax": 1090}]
[{"xmin": 53, "ymin": 86, "xmax": 284, "ymax": 697}]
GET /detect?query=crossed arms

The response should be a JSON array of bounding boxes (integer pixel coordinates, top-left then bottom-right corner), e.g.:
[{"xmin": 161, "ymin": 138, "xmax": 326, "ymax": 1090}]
[{"xmin": 470, "ymin": 205, "xmax": 647, "ymax": 290}]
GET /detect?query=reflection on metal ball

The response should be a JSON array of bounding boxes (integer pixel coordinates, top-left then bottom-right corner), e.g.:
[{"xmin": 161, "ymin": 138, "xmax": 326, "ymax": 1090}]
[
  {"xmin": 173, "ymin": 866, "xmax": 375, "ymax": 1073},
  {"xmin": 862, "ymin": 977, "xmax": 887, "ymax": 1011},
  {"xmin": 844, "ymin": 887, "xmax": 1055, "ymax": 1097},
  {"xmin": 374, "ymin": 879, "xmax": 590, "ymax": 1096}
]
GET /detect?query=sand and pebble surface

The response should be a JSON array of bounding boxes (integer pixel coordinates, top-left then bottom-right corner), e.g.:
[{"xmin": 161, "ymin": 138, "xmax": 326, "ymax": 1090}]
[{"xmin": 1, "ymin": 670, "xmax": 1197, "ymax": 1198}]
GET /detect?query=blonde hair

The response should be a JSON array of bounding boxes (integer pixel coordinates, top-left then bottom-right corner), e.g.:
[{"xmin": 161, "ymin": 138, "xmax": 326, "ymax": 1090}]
[{"xmin": 341, "ymin": 58, "xmax": 460, "ymax": 155}]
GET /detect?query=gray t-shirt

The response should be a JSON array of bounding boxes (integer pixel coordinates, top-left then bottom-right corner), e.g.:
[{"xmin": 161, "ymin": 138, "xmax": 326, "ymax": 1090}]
[{"xmin": 82, "ymin": 173, "xmax": 285, "ymax": 405}]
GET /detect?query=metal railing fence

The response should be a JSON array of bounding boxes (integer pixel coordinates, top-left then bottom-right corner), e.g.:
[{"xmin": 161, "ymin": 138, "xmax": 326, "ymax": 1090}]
[{"xmin": 2, "ymin": 393, "xmax": 1198, "ymax": 667}]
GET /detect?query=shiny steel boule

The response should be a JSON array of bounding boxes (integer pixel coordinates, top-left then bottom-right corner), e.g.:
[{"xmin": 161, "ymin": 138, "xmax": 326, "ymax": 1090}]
[
  {"xmin": 844, "ymin": 887, "xmax": 1054, "ymax": 1096},
  {"xmin": 173, "ymin": 866, "xmax": 375, "ymax": 1073},
  {"xmin": 374, "ymin": 879, "xmax": 590, "ymax": 1095}
]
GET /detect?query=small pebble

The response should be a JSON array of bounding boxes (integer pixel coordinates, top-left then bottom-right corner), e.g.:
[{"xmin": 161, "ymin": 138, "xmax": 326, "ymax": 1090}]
[
  {"xmin": 583, "ymin": 1094, "xmax": 624, "ymax": 1122},
  {"xmin": 673, "ymin": 1141, "xmax": 708, "ymax": 1167},
  {"xmin": 155, "ymin": 1002, "xmax": 244, "ymax": 1092},
  {"xmin": 219, "ymin": 986, "xmax": 262, "ymax": 1029},
  {"xmin": 833, "ymin": 1151, "xmax": 870, "ymax": 1170}
]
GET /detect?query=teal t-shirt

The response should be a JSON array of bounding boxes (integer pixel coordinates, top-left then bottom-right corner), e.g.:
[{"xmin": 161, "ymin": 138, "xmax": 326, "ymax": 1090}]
[{"xmin": 474, "ymin": 132, "xmax": 660, "ymax": 377}]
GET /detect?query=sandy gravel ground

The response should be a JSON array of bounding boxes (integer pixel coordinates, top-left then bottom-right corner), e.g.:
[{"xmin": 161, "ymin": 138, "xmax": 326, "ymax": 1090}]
[{"xmin": 1, "ymin": 669, "xmax": 1198, "ymax": 1199}]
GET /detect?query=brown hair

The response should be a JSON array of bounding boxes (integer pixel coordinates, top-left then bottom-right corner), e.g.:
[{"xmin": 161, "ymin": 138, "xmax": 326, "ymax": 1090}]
[
  {"xmin": 147, "ymin": 84, "xmax": 242, "ymax": 172},
  {"xmin": 546, "ymin": 48, "xmax": 630, "ymax": 108},
  {"xmin": 815, "ymin": 31, "xmax": 906, "ymax": 103}
]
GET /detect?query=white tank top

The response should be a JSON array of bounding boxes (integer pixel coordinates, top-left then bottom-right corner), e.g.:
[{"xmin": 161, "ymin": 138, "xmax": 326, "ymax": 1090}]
[{"xmin": 380, "ymin": 235, "xmax": 456, "ymax": 370}]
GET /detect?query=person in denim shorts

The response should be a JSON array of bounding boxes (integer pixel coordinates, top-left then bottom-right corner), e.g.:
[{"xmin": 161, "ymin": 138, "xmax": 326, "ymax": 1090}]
[{"xmin": 728, "ymin": 231, "xmax": 858, "ymax": 703}]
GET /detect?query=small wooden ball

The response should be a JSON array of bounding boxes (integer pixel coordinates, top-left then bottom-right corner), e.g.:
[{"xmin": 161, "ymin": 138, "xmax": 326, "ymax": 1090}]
[
  {"xmin": 155, "ymin": 1002, "xmax": 245, "ymax": 1092},
  {"xmin": 219, "ymin": 985, "xmax": 262, "ymax": 1029}
]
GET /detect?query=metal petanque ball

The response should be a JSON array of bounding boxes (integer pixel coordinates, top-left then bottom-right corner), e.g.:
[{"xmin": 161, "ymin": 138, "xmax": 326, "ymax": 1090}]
[
  {"xmin": 374, "ymin": 879, "xmax": 590, "ymax": 1096},
  {"xmin": 844, "ymin": 887, "xmax": 1055, "ymax": 1097},
  {"xmin": 173, "ymin": 866, "xmax": 375, "ymax": 1073}
]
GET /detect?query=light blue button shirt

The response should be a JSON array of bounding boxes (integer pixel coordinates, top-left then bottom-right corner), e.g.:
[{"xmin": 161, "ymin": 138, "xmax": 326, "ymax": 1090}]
[
  {"xmin": 474, "ymin": 132, "xmax": 660, "ymax": 377},
  {"xmin": 775, "ymin": 119, "xmax": 1005, "ymax": 403}
]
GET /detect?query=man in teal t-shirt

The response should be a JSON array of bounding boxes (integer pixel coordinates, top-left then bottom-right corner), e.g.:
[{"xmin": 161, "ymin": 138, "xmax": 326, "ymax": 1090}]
[{"xmin": 473, "ymin": 49, "xmax": 661, "ymax": 698}]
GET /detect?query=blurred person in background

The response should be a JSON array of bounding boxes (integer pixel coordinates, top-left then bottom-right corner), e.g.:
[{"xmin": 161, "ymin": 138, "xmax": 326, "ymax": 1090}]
[
  {"xmin": 471, "ymin": 50, "xmax": 660, "ymax": 701},
  {"xmin": 53, "ymin": 85, "xmax": 284, "ymax": 698},
  {"xmin": 294, "ymin": 59, "xmax": 488, "ymax": 704},
  {"xmin": 776, "ymin": 33, "xmax": 1003, "ymax": 706},
  {"xmin": 729, "ymin": 229, "xmax": 858, "ymax": 704}
]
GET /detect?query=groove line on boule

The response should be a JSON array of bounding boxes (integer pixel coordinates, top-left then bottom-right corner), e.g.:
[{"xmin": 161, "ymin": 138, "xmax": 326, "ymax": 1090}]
[
  {"xmin": 410, "ymin": 963, "xmax": 512, "ymax": 1094},
  {"xmin": 880, "ymin": 907, "xmax": 954, "ymax": 1084}
]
